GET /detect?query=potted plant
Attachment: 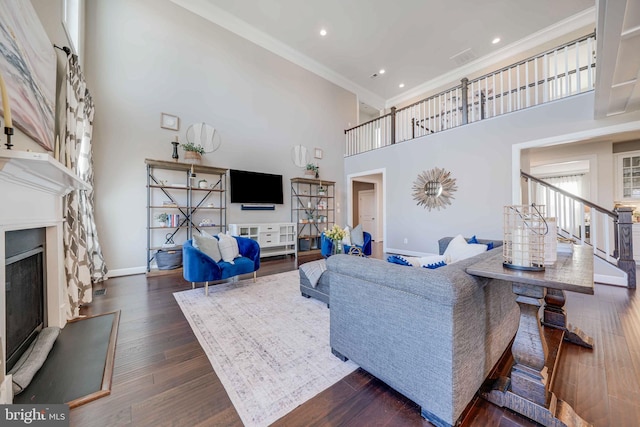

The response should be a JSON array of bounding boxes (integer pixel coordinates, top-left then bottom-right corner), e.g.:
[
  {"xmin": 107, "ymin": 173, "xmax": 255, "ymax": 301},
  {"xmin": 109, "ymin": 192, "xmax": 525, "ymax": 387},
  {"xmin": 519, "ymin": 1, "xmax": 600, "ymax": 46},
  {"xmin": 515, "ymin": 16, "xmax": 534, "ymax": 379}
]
[
  {"xmin": 305, "ymin": 163, "xmax": 319, "ymax": 178},
  {"xmin": 181, "ymin": 142, "xmax": 205, "ymax": 164},
  {"xmin": 155, "ymin": 212, "xmax": 169, "ymax": 227}
]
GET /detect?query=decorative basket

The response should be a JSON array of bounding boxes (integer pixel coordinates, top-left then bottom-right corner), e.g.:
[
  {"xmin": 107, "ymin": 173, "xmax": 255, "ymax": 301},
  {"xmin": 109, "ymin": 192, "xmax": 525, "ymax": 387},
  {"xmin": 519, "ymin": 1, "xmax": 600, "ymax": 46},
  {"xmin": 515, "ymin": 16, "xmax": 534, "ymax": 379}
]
[
  {"xmin": 503, "ymin": 205, "xmax": 546, "ymax": 271},
  {"xmin": 156, "ymin": 249, "xmax": 183, "ymax": 270}
]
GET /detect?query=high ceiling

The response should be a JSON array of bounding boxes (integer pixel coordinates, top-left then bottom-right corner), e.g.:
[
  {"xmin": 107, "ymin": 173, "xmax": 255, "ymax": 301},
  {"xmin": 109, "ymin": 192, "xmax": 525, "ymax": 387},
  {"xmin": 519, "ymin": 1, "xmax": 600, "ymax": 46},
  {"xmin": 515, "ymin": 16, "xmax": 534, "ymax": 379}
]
[{"xmin": 171, "ymin": 0, "xmax": 595, "ymax": 108}]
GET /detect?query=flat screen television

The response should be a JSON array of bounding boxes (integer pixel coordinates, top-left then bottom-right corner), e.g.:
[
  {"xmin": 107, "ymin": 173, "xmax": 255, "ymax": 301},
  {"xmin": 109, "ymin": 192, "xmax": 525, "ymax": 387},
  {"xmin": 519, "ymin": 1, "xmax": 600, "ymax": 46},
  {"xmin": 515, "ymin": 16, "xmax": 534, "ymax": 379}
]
[{"xmin": 230, "ymin": 169, "xmax": 284, "ymax": 204}]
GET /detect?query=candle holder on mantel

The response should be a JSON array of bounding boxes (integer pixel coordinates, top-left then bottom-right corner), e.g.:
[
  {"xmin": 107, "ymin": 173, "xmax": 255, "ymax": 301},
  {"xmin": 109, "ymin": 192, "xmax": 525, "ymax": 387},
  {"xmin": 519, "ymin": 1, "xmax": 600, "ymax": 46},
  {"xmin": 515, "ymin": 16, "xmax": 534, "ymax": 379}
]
[
  {"xmin": 503, "ymin": 204, "xmax": 547, "ymax": 271},
  {"xmin": 171, "ymin": 140, "xmax": 179, "ymax": 161},
  {"xmin": 4, "ymin": 126, "xmax": 12, "ymax": 150}
]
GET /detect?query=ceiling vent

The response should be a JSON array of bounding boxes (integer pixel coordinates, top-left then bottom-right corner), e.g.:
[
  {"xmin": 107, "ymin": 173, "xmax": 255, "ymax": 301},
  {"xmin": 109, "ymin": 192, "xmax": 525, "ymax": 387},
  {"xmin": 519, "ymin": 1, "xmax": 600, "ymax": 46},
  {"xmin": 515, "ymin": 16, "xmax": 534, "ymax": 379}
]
[{"xmin": 449, "ymin": 48, "xmax": 477, "ymax": 67}]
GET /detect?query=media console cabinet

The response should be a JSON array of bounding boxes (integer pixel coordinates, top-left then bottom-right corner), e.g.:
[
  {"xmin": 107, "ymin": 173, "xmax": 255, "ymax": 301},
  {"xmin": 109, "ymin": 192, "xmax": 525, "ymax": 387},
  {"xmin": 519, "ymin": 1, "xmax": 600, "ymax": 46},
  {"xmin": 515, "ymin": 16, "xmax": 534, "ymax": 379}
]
[{"xmin": 229, "ymin": 223, "xmax": 297, "ymax": 260}]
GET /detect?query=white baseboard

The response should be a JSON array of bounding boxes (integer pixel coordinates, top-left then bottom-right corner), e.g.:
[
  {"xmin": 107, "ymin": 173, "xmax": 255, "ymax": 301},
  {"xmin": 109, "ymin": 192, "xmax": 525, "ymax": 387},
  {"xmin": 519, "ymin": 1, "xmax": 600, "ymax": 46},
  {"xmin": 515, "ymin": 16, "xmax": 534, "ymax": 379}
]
[{"xmin": 108, "ymin": 266, "xmax": 146, "ymax": 277}]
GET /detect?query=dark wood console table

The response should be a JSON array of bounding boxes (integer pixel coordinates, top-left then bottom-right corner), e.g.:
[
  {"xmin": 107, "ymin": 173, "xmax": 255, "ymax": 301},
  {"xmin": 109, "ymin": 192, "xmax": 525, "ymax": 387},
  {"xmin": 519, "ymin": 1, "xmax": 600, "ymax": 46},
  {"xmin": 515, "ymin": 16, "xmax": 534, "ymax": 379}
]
[{"xmin": 467, "ymin": 245, "xmax": 593, "ymax": 427}]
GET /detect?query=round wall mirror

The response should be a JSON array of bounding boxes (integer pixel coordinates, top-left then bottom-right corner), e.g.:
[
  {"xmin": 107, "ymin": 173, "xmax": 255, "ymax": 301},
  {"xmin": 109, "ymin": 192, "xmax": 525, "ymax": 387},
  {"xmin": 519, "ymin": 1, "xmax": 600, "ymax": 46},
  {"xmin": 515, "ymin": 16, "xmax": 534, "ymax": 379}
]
[
  {"xmin": 424, "ymin": 181, "xmax": 443, "ymax": 197},
  {"xmin": 291, "ymin": 145, "xmax": 309, "ymax": 168},
  {"xmin": 412, "ymin": 167, "xmax": 457, "ymax": 211},
  {"xmin": 186, "ymin": 122, "xmax": 221, "ymax": 153}
]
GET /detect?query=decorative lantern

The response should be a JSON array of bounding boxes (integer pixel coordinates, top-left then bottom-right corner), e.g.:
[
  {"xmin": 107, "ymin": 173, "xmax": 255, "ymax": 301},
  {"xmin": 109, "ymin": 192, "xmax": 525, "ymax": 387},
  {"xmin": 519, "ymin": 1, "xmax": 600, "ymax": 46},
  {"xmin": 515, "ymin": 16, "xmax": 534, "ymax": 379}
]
[{"xmin": 503, "ymin": 205, "xmax": 547, "ymax": 271}]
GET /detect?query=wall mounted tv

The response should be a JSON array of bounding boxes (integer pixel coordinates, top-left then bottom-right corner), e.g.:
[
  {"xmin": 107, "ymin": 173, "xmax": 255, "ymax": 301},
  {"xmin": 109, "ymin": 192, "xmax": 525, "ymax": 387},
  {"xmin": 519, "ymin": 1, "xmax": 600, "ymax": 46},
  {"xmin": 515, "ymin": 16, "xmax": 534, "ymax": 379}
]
[{"xmin": 230, "ymin": 169, "xmax": 284, "ymax": 204}]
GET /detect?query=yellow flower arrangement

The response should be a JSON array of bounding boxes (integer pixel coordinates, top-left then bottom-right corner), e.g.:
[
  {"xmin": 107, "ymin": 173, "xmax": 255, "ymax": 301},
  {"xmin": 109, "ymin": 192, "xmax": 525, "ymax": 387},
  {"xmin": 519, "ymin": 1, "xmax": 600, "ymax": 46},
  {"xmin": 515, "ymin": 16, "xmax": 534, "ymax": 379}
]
[{"xmin": 325, "ymin": 224, "xmax": 345, "ymax": 241}]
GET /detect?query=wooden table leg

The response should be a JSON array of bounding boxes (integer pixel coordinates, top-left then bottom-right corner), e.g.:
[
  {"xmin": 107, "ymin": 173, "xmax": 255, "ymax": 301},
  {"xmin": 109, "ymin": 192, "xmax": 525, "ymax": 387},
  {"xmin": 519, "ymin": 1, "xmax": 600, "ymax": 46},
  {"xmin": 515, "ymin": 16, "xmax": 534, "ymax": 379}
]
[
  {"xmin": 481, "ymin": 283, "xmax": 592, "ymax": 427},
  {"xmin": 543, "ymin": 288, "xmax": 593, "ymax": 349}
]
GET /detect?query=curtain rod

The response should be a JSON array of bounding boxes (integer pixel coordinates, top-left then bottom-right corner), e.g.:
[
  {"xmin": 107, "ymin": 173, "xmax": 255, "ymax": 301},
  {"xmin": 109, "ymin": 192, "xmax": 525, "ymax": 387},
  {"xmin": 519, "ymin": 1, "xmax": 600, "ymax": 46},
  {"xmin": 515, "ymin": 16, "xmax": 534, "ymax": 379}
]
[{"xmin": 54, "ymin": 44, "xmax": 71, "ymax": 56}]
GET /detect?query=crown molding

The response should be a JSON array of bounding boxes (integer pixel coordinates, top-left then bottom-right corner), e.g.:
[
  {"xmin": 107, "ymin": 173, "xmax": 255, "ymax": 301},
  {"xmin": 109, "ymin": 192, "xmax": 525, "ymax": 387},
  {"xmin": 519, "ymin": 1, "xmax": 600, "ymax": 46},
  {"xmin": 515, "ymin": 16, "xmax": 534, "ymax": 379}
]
[
  {"xmin": 169, "ymin": 0, "xmax": 386, "ymax": 109},
  {"xmin": 385, "ymin": 6, "xmax": 596, "ymax": 109},
  {"xmin": 170, "ymin": 1, "xmax": 594, "ymax": 111}
]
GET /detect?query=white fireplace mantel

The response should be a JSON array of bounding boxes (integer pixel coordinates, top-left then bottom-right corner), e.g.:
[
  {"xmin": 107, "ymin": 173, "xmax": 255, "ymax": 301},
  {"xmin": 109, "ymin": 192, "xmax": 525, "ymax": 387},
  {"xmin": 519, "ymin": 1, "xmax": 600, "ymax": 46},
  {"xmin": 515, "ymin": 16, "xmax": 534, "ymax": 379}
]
[{"xmin": 0, "ymin": 151, "xmax": 89, "ymax": 195}]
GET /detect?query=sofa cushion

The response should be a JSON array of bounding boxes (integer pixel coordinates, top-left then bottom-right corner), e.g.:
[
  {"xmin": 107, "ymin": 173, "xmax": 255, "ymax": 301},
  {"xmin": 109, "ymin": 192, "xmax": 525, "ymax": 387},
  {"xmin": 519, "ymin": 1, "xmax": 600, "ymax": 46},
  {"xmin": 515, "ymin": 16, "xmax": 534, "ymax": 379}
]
[
  {"xmin": 342, "ymin": 226, "xmax": 352, "ymax": 246},
  {"xmin": 351, "ymin": 224, "xmax": 365, "ymax": 246},
  {"xmin": 422, "ymin": 260, "xmax": 447, "ymax": 269},
  {"xmin": 218, "ymin": 256, "xmax": 255, "ymax": 278},
  {"xmin": 468, "ymin": 235, "xmax": 494, "ymax": 250},
  {"xmin": 443, "ymin": 234, "xmax": 487, "ymax": 263},
  {"xmin": 192, "ymin": 233, "xmax": 222, "ymax": 262},
  {"xmin": 217, "ymin": 233, "xmax": 240, "ymax": 263},
  {"xmin": 387, "ymin": 255, "xmax": 413, "ymax": 266}
]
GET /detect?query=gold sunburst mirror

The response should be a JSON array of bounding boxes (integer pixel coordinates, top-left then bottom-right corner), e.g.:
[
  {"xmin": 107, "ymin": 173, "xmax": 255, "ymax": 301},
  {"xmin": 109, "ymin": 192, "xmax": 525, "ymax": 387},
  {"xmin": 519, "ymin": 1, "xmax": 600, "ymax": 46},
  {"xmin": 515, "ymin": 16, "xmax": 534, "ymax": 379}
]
[{"xmin": 412, "ymin": 167, "xmax": 457, "ymax": 211}]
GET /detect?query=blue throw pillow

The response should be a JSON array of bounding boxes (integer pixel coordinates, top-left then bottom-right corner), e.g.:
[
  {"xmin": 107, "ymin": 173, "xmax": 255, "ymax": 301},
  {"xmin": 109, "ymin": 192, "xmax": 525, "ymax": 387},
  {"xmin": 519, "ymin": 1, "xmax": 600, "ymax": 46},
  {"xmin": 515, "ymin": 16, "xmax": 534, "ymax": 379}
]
[
  {"xmin": 387, "ymin": 255, "xmax": 412, "ymax": 266},
  {"xmin": 468, "ymin": 235, "xmax": 494, "ymax": 250},
  {"xmin": 422, "ymin": 260, "xmax": 447, "ymax": 269}
]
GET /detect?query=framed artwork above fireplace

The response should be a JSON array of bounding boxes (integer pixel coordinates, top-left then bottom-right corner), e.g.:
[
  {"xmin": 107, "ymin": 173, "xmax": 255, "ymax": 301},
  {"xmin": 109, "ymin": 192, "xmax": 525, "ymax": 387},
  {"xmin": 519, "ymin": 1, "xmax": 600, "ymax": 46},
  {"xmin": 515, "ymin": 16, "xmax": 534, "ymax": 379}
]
[{"xmin": 0, "ymin": 0, "xmax": 56, "ymax": 150}]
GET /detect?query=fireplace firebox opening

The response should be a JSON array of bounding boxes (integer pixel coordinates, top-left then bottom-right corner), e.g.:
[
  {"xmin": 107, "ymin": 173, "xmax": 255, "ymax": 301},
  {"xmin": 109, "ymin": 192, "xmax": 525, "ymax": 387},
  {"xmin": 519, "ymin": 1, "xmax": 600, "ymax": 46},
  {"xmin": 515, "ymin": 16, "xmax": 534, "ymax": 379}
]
[{"xmin": 5, "ymin": 228, "xmax": 47, "ymax": 371}]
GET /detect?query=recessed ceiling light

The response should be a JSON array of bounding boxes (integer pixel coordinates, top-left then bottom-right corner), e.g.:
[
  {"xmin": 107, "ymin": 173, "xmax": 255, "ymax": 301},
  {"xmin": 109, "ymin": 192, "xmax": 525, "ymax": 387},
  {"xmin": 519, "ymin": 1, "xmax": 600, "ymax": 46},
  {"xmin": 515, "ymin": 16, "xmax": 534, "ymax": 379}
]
[
  {"xmin": 320, "ymin": 29, "xmax": 327, "ymax": 37},
  {"xmin": 379, "ymin": 69, "xmax": 385, "ymax": 74},
  {"xmin": 399, "ymin": 83, "xmax": 405, "ymax": 88},
  {"xmin": 492, "ymin": 37, "xmax": 501, "ymax": 44}
]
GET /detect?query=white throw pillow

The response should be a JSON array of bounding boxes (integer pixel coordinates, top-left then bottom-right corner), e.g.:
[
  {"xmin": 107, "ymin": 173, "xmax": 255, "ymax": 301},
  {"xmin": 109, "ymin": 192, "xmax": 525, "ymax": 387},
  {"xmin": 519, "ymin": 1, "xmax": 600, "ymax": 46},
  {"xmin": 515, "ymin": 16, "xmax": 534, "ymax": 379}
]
[
  {"xmin": 351, "ymin": 224, "xmax": 365, "ymax": 246},
  {"xmin": 217, "ymin": 233, "xmax": 240, "ymax": 263},
  {"xmin": 417, "ymin": 254, "xmax": 446, "ymax": 267},
  {"xmin": 342, "ymin": 226, "xmax": 352, "ymax": 246},
  {"xmin": 443, "ymin": 234, "xmax": 487, "ymax": 264},
  {"xmin": 192, "ymin": 233, "xmax": 222, "ymax": 262},
  {"xmin": 200, "ymin": 229, "xmax": 215, "ymax": 239}
]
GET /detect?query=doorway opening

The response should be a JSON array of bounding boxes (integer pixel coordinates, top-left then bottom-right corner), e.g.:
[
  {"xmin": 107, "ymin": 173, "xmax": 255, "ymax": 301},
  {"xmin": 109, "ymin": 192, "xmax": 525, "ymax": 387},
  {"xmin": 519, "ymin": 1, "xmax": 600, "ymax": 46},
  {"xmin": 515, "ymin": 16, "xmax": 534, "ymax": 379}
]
[{"xmin": 348, "ymin": 169, "xmax": 385, "ymax": 244}]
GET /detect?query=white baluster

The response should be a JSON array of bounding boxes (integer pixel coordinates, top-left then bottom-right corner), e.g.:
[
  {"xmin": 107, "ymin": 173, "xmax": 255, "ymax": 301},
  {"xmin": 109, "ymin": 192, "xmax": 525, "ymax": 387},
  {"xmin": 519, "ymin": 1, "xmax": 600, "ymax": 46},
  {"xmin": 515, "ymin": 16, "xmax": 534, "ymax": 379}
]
[{"xmin": 575, "ymin": 40, "xmax": 581, "ymax": 93}]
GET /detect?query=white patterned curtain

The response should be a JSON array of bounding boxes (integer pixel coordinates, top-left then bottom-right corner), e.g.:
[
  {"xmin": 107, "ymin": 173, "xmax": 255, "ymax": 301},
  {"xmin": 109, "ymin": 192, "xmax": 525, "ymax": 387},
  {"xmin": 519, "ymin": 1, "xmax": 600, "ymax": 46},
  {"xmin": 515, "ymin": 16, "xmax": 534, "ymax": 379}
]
[{"xmin": 63, "ymin": 54, "xmax": 108, "ymax": 319}]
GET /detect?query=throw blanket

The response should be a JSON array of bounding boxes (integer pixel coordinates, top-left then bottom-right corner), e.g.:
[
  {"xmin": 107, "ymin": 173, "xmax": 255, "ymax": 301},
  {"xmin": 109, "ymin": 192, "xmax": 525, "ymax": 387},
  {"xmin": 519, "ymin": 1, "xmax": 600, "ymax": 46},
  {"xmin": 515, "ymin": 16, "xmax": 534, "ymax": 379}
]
[{"xmin": 300, "ymin": 259, "xmax": 327, "ymax": 288}]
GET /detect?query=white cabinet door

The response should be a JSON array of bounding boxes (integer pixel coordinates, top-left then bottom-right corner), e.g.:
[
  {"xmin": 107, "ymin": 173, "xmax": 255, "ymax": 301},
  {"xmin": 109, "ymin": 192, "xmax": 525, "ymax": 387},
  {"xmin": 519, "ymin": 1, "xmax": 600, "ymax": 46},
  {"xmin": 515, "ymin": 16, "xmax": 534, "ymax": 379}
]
[{"xmin": 616, "ymin": 151, "xmax": 640, "ymax": 201}]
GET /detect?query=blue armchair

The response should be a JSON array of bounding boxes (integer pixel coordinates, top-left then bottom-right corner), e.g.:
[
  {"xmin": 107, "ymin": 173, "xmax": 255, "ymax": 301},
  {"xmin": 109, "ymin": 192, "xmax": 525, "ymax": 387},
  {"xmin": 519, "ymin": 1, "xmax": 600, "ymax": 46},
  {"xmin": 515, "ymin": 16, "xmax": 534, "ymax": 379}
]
[
  {"xmin": 321, "ymin": 231, "xmax": 372, "ymax": 257},
  {"xmin": 183, "ymin": 236, "xmax": 260, "ymax": 296}
]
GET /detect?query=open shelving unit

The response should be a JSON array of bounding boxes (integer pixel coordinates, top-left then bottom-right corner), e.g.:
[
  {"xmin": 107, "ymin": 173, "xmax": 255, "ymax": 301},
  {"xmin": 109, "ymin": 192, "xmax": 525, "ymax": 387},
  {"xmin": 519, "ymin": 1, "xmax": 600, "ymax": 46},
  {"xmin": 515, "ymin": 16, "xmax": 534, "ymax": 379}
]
[
  {"xmin": 290, "ymin": 177, "xmax": 335, "ymax": 257},
  {"xmin": 145, "ymin": 159, "xmax": 227, "ymax": 274}
]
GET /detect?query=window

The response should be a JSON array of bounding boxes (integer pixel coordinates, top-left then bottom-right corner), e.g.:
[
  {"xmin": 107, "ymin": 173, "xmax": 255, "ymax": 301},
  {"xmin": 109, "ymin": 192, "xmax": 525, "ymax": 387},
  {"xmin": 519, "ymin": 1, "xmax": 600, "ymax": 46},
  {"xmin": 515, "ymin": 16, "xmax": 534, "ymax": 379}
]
[{"xmin": 62, "ymin": 0, "xmax": 81, "ymax": 55}]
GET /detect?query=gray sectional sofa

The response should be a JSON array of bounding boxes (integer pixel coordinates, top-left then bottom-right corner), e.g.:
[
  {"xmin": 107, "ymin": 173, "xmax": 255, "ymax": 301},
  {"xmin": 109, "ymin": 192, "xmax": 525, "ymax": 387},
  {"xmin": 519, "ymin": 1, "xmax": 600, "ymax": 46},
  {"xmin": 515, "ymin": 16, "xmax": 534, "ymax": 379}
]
[{"xmin": 326, "ymin": 241, "xmax": 519, "ymax": 427}]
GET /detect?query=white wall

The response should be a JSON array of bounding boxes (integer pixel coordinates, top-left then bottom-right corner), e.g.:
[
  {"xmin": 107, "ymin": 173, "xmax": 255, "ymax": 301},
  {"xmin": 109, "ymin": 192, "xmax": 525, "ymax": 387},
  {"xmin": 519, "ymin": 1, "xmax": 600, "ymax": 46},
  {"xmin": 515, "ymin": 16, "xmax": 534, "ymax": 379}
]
[
  {"xmin": 346, "ymin": 92, "xmax": 640, "ymax": 255},
  {"xmin": 83, "ymin": 0, "xmax": 356, "ymax": 273}
]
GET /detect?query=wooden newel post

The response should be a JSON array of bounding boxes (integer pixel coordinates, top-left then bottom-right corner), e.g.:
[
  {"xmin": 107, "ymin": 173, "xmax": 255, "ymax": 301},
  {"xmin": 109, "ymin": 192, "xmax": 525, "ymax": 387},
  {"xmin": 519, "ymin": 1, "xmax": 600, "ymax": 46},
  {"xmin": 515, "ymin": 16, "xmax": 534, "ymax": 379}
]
[
  {"xmin": 390, "ymin": 107, "xmax": 396, "ymax": 145},
  {"xmin": 616, "ymin": 206, "xmax": 635, "ymax": 289},
  {"xmin": 461, "ymin": 78, "xmax": 469, "ymax": 125}
]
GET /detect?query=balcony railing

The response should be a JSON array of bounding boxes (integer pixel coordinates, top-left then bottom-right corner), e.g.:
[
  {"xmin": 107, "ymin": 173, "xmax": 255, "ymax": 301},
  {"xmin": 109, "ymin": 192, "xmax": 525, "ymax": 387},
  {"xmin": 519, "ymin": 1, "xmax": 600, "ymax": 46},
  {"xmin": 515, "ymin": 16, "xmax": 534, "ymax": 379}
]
[{"xmin": 345, "ymin": 32, "xmax": 596, "ymax": 157}]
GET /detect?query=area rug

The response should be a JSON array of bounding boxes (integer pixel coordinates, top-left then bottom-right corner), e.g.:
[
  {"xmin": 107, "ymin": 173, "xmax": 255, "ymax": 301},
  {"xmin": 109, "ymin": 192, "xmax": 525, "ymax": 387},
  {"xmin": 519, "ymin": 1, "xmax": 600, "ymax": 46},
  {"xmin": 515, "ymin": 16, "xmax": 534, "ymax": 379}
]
[{"xmin": 173, "ymin": 270, "xmax": 358, "ymax": 427}]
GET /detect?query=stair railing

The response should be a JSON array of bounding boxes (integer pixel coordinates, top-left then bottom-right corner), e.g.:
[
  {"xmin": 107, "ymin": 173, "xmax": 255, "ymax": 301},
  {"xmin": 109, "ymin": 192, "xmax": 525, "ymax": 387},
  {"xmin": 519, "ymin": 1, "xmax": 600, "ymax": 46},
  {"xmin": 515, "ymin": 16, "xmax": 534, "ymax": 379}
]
[
  {"xmin": 522, "ymin": 171, "xmax": 635, "ymax": 288},
  {"xmin": 345, "ymin": 32, "xmax": 596, "ymax": 157}
]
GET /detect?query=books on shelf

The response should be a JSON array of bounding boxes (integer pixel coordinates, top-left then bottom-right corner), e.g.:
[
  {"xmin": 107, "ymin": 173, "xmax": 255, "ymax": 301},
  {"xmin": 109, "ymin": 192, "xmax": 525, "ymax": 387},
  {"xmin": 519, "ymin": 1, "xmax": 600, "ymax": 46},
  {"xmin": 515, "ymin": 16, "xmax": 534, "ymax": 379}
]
[{"xmin": 168, "ymin": 214, "xmax": 180, "ymax": 227}]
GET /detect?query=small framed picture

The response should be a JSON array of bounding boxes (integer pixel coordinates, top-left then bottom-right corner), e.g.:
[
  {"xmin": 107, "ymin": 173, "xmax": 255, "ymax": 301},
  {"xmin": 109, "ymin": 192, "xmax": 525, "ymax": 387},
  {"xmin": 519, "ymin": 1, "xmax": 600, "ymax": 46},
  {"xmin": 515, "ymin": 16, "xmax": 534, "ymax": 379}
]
[
  {"xmin": 314, "ymin": 148, "xmax": 323, "ymax": 159},
  {"xmin": 161, "ymin": 113, "xmax": 180, "ymax": 130}
]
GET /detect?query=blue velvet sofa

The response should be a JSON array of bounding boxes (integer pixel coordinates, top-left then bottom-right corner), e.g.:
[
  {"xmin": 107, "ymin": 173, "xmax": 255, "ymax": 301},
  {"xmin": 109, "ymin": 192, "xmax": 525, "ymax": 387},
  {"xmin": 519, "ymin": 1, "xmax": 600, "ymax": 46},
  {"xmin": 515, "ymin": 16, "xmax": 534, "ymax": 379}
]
[
  {"xmin": 320, "ymin": 231, "xmax": 372, "ymax": 257},
  {"xmin": 183, "ymin": 236, "xmax": 260, "ymax": 295}
]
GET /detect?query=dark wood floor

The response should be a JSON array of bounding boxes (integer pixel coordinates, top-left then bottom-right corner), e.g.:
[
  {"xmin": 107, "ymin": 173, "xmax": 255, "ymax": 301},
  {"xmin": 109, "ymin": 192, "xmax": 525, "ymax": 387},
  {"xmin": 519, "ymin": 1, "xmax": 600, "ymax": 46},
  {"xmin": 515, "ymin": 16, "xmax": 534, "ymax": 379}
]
[{"xmin": 71, "ymin": 243, "xmax": 640, "ymax": 426}]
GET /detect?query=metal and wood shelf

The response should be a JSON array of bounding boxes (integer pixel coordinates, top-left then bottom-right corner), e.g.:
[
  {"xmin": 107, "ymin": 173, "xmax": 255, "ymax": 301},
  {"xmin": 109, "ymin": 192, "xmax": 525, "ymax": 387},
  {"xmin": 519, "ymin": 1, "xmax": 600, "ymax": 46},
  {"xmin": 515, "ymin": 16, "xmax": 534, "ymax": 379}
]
[
  {"xmin": 290, "ymin": 177, "xmax": 335, "ymax": 254},
  {"xmin": 145, "ymin": 159, "xmax": 228, "ymax": 274}
]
